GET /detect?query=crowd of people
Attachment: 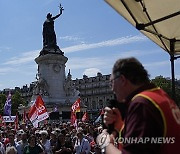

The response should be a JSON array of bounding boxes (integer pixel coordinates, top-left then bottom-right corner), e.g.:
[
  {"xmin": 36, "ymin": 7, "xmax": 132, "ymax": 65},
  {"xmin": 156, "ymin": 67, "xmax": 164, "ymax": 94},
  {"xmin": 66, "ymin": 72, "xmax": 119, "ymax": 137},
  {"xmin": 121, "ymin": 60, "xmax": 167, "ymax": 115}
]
[
  {"xmin": 0, "ymin": 121, "xmax": 103, "ymax": 154},
  {"xmin": 1, "ymin": 57, "xmax": 180, "ymax": 154}
]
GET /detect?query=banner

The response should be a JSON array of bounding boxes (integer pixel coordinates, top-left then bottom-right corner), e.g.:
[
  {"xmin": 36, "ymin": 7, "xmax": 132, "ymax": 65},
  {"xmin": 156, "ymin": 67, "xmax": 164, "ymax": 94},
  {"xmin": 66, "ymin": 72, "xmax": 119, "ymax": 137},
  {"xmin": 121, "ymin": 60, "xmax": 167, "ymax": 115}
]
[
  {"xmin": 3, "ymin": 92, "xmax": 12, "ymax": 116},
  {"xmin": 3, "ymin": 116, "xmax": 16, "ymax": 122},
  {"xmin": 71, "ymin": 98, "xmax": 81, "ymax": 113},
  {"xmin": 28, "ymin": 95, "xmax": 49, "ymax": 128}
]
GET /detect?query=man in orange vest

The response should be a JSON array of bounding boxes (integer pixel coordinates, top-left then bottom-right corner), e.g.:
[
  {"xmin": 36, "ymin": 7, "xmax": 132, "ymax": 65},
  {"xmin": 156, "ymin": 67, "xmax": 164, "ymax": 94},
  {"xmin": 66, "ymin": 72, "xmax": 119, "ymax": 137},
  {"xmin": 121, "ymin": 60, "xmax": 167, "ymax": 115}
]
[{"xmin": 98, "ymin": 57, "xmax": 180, "ymax": 154}]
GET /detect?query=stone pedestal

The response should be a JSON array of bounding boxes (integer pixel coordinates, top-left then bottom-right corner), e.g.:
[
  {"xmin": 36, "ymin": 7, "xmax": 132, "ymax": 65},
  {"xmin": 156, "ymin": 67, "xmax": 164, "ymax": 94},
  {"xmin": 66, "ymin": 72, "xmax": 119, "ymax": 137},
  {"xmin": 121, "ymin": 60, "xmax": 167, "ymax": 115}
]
[
  {"xmin": 29, "ymin": 51, "xmax": 86, "ymax": 118},
  {"xmin": 34, "ymin": 54, "xmax": 68, "ymax": 105}
]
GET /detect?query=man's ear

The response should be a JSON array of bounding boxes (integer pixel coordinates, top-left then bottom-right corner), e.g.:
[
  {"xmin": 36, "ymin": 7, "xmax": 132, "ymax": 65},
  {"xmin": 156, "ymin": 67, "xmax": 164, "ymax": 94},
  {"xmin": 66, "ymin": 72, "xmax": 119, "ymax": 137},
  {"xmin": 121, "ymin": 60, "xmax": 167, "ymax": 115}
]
[{"xmin": 120, "ymin": 75, "xmax": 127, "ymax": 86}]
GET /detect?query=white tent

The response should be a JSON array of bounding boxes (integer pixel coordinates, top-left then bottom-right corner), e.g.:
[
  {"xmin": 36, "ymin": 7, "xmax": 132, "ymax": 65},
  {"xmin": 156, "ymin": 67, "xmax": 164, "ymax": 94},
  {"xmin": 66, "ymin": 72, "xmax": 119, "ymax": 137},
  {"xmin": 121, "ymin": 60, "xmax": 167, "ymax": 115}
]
[{"xmin": 105, "ymin": 0, "xmax": 180, "ymax": 100}]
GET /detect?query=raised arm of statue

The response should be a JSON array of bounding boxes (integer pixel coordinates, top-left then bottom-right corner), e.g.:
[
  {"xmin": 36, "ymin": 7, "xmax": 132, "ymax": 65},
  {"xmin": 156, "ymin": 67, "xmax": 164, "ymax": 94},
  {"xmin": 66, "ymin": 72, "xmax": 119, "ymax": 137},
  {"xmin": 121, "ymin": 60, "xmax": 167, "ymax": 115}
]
[
  {"xmin": 51, "ymin": 13, "xmax": 61, "ymax": 20},
  {"xmin": 52, "ymin": 3, "xmax": 64, "ymax": 20}
]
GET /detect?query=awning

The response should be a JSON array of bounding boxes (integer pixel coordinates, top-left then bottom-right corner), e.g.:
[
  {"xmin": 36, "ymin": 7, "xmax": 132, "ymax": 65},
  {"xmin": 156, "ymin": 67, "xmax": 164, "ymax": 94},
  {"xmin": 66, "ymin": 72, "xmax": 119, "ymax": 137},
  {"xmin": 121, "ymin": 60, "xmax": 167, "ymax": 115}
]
[{"xmin": 105, "ymin": 0, "xmax": 180, "ymax": 100}]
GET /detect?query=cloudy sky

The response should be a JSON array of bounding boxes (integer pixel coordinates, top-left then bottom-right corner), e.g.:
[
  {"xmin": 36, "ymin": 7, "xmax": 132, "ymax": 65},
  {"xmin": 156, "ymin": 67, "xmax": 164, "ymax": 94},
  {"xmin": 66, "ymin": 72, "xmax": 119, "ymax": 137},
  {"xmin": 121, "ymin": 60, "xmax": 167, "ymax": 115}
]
[{"xmin": 0, "ymin": 0, "xmax": 179, "ymax": 90}]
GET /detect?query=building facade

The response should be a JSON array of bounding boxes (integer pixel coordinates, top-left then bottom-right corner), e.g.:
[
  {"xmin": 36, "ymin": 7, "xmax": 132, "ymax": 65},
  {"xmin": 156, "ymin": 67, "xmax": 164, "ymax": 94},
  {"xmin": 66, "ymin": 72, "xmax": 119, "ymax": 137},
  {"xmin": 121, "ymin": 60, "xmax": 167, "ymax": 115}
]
[
  {"xmin": 0, "ymin": 72, "xmax": 114, "ymax": 120},
  {"xmin": 73, "ymin": 72, "xmax": 114, "ymax": 120}
]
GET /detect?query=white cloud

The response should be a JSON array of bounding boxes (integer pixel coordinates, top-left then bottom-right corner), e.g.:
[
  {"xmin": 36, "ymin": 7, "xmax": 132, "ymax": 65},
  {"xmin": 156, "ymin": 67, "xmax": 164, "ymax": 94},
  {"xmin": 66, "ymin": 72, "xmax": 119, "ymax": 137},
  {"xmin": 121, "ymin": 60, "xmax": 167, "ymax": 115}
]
[
  {"xmin": 63, "ymin": 35, "xmax": 147, "ymax": 53},
  {"xmin": 144, "ymin": 60, "xmax": 170, "ymax": 67},
  {"xmin": 0, "ymin": 67, "xmax": 15, "ymax": 75},
  {"xmin": 83, "ymin": 68, "xmax": 101, "ymax": 77},
  {"xmin": 3, "ymin": 50, "xmax": 39, "ymax": 65},
  {"xmin": 66, "ymin": 57, "xmax": 106, "ymax": 70},
  {"xmin": 66, "ymin": 49, "xmax": 165, "ymax": 71},
  {"xmin": 2, "ymin": 35, "xmax": 146, "ymax": 66},
  {"xmin": 60, "ymin": 35, "xmax": 82, "ymax": 41}
]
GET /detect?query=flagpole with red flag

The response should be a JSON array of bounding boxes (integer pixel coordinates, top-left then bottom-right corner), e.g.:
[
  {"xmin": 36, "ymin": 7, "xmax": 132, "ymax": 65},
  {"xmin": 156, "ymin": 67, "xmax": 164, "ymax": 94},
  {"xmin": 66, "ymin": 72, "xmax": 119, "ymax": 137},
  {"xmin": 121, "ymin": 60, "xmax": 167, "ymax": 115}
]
[
  {"xmin": 22, "ymin": 109, "xmax": 27, "ymax": 124},
  {"xmin": 71, "ymin": 97, "xmax": 81, "ymax": 113},
  {"xmin": 71, "ymin": 97, "xmax": 81, "ymax": 128},
  {"xmin": 71, "ymin": 112, "xmax": 77, "ymax": 127},
  {"xmin": 82, "ymin": 111, "xmax": 89, "ymax": 122},
  {"xmin": 28, "ymin": 95, "xmax": 49, "ymax": 128},
  {"xmin": 14, "ymin": 113, "xmax": 19, "ymax": 131}
]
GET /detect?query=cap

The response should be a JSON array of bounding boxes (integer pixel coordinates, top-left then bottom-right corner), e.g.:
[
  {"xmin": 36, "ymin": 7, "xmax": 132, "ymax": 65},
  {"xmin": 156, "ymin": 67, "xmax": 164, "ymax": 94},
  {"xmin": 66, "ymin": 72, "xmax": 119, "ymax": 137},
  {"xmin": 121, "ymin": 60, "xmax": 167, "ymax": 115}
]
[
  {"xmin": 17, "ymin": 129, "xmax": 25, "ymax": 135},
  {"xmin": 51, "ymin": 131, "xmax": 57, "ymax": 136},
  {"xmin": 40, "ymin": 130, "xmax": 48, "ymax": 136}
]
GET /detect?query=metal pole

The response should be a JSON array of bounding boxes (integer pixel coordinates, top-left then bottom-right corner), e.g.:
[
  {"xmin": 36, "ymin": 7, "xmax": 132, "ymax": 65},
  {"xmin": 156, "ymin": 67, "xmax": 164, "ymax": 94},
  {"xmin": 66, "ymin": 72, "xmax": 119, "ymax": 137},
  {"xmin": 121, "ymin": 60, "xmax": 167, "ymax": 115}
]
[
  {"xmin": 170, "ymin": 39, "xmax": 176, "ymax": 101},
  {"xmin": 170, "ymin": 54, "xmax": 176, "ymax": 101}
]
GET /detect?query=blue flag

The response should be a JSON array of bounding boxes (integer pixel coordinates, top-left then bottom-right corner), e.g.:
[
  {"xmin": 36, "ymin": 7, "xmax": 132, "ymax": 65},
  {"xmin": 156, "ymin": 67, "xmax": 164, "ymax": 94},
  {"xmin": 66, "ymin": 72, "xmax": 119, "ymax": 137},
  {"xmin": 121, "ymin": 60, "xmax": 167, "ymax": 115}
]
[{"xmin": 4, "ymin": 92, "xmax": 12, "ymax": 116}]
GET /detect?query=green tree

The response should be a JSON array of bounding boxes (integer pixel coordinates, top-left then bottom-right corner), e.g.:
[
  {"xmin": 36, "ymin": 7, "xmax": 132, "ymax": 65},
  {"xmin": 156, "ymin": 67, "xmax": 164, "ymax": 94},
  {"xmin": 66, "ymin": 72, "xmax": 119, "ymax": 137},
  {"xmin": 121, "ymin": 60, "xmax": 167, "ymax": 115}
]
[
  {"xmin": 11, "ymin": 91, "xmax": 26, "ymax": 115},
  {"xmin": 151, "ymin": 76, "xmax": 180, "ymax": 106},
  {"xmin": 0, "ymin": 94, "xmax": 6, "ymax": 115}
]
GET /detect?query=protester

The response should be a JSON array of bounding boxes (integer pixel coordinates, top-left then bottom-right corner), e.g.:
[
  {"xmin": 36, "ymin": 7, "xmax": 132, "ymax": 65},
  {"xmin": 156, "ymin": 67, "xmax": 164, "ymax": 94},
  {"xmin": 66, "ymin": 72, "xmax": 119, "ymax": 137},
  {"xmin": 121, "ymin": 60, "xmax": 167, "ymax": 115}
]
[
  {"xmin": 74, "ymin": 128, "xmax": 91, "ymax": 154},
  {"xmin": 100, "ymin": 57, "xmax": 180, "ymax": 154},
  {"xmin": 5, "ymin": 146, "xmax": 17, "ymax": 154},
  {"xmin": 23, "ymin": 135, "xmax": 44, "ymax": 154},
  {"xmin": 50, "ymin": 131, "xmax": 57, "ymax": 153},
  {"xmin": 6, "ymin": 134, "xmax": 17, "ymax": 150},
  {"xmin": 16, "ymin": 131, "xmax": 28, "ymax": 154},
  {"xmin": 54, "ymin": 132, "xmax": 72, "ymax": 154},
  {"xmin": 0, "ymin": 131, "xmax": 5, "ymax": 154},
  {"xmin": 40, "ymin": 130, "xmax": 52, "ymax": 154}
]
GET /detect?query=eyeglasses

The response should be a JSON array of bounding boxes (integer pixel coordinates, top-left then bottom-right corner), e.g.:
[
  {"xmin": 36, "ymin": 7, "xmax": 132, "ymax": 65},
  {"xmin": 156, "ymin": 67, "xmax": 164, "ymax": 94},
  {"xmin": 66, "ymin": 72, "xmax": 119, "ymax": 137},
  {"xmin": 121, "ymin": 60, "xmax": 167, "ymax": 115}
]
[{"xmin": 109, "ymin": 72, "xmax": 121, "ymax": 87}]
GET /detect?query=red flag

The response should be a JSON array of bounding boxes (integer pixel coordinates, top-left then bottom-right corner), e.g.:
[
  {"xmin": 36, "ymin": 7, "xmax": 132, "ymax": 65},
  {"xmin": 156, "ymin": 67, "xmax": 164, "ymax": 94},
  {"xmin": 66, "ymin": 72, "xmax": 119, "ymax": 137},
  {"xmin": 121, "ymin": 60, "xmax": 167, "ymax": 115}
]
[
  {"xmin": 100, "ymin": 109, "xmax": 104, "ymax": 115},
  {"xmin": 0, "ymin": 115, "xmax": 5, "ymax": 127},
  {"xmin": 22, "ymin": 109, "xmax": 27, "ymax": 124},
  {"xmin": 28, "ymin": 95, "xmax": 49, "ymax": 128},
  {"xmin": 14, "ymin": 113, "xmax": 19, "ymax": 131},
  {"xmin": 71, "ymin": 112, "xmax": 77, "ymax": 127},
  {"xmin": 82, "ymin": 112, "xmax": 88, "ymax": 122},
  {"xmin": 71, "ymin": 98, "xmax": 81, "ymax": 113}
]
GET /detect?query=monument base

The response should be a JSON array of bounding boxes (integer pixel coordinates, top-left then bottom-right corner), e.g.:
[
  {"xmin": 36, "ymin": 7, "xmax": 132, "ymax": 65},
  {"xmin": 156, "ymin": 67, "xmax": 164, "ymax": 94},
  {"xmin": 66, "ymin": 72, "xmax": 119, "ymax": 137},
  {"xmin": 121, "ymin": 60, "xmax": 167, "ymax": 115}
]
[{"xmin": 40, "ymin": 46, "xmax": 64, "ymax": 56}]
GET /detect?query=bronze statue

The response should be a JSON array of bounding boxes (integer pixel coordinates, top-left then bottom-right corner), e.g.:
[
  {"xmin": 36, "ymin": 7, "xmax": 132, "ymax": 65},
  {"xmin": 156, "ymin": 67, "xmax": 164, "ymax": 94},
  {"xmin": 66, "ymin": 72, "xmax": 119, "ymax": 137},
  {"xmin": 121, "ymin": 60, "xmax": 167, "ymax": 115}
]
[{"xmin": 41, "ymin": 4, "xmax": 64, "ymax": 56}]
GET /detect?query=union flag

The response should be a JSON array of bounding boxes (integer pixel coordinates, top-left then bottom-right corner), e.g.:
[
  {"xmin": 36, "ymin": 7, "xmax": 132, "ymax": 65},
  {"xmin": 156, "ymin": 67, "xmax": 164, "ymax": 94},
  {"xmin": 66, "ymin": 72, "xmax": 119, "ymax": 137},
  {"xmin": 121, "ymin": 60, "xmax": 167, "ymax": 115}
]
[
  {"xmin": 71, "ymin": 98, "xmax": 81, "ymax": 113},
  {"xmin": 28, "ymin": 95, "xmax": 49, "ymax": 127}
]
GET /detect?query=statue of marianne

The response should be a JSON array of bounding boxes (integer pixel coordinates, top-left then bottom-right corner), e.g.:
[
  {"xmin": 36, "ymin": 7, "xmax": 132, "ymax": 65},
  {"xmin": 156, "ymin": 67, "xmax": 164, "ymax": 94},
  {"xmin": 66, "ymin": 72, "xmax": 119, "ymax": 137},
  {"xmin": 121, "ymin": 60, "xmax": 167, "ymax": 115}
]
[{"xmin": 42, "ymin": 4, "xmax": 64, "ymax": 50}]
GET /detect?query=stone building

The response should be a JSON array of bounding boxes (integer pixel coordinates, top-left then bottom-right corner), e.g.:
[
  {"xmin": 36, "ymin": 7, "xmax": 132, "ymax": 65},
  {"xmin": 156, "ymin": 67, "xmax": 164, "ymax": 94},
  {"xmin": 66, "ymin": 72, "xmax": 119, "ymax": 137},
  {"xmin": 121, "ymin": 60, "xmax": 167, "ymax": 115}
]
[
  {"xmin": 1, "ymin": 72, "xmax": 114, "ymax": 121},
  {"xmin": 73, "ymin": 72, "xmax": 114, "ymax": 119}
]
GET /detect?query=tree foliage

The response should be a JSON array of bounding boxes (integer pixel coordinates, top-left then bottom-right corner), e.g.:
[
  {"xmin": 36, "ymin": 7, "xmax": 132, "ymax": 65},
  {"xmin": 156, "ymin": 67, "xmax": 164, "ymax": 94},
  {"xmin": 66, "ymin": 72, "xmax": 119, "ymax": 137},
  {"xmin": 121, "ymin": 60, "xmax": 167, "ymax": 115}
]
[
  {"xmin": 11, "ymin": 91, "xmax": 26, "ymax": 115},
  {"xmin": 151, "ymin": 76, "xmax": 180, "ymax": 106},
  {"xmin": 0, "ymin": 91, "xmax": 26, "ymax": 115},
  {"xmin": 0, "ymin": 94, "xmax": 6, "ymax": 114}
]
